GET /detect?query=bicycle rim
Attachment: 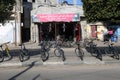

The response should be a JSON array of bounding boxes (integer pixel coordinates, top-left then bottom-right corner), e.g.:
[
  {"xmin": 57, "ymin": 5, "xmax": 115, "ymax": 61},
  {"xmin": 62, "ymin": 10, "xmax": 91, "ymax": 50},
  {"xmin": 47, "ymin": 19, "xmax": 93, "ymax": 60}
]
[
  {"xmin": 116, "ymin": 54, "xmax": 119, "ymax": 60},
  {"xmin": 23, "ymin": 50, "xmax": 30, "ymax": 60},
  {"xmin": 41, "ymin": 52, "xmax": 49, "ymax": 62},
  {"xmin": 60, "ymin": 49, "xmax": 66, "ymax": 61},
  {"xmin": 19, "ymin": 53, "xmax": 24, "ymax": 62},
  {"xmin": 79, "ymin": 50, "xmax": 84, "ymax": 61},
  {"xmin": 114, "ymin": 51, "xmax": 119, "ymax": 60},
  {"xmin": 54, "ymin": 49, "xmax": 61, "ymax": 57},
  {"xmin": 75, "ymin": 48, "xmax": 80, "ymax": 57},
  {"xmin": 98, "ymin": 54, "xmax": 102, "ymax": 61},
  {"xmin": 75, "ymin": 48, "xmax": 84, "ymax": 57},
  {"xmin": 96, "ymin": 50, "xmax": 102, "ymax": 61}
]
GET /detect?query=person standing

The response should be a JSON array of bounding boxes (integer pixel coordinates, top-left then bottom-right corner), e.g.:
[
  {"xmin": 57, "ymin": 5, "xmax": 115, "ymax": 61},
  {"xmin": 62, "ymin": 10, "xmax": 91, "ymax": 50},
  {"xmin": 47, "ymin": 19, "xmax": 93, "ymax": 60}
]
[{"xmin": 108, "ymin": 28, "xmax": 114, "ymax": 42}]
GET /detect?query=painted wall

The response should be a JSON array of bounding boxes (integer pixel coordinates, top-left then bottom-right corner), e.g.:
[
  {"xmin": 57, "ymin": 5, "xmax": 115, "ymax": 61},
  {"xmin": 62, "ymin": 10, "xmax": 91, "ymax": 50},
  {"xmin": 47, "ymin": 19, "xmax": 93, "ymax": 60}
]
[
  {"xmin": 0, "ymin": 23, "xmax": 14, "ymax": 44},
  {"xmin": 97, "ymin": 26, "xmax": 108, "ymax": 41}
]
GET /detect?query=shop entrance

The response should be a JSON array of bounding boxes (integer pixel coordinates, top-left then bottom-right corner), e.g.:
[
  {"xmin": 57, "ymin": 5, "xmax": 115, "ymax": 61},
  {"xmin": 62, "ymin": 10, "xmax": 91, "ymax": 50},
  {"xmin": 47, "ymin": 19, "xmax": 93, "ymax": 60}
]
[
  {"xmin": 38, "ymin": 23, "xmax": 55, "ymax": 41},
  {"xmin": 58, "ymin": 22, "xmax": 75, "ymax": 41},
  {"xmin": 38, "ymin": 22, "xmax": 81, "ymax": 42}
]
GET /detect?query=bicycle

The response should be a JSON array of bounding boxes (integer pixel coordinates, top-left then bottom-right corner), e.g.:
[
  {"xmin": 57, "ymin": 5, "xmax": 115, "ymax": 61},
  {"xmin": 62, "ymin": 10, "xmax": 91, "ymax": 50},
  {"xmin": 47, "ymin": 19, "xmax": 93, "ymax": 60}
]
[
  {"xmin": 19, "ymin": 43, "xmax": 30, "ymax": 62},
  {"xmin": 0, "ymin": 42, "xmax": 12, "ymax": 62},
  {"xmin": 54, "ymin": 40, "xmax": 66, "ymax": 61},
  {"xmin": 39, "ymin": 41, "xmax": 50, "ymax": 62},
  {"xmin": 104, "ymin": 42, "xmax": 119, "ymax": 60},
  {"xmin": 75, "ymin": 42, "xmax": 84, "ymax": 61},
  {"xmin": 88, "ymin": 40, "xmax": 102, "ymax": 61}
]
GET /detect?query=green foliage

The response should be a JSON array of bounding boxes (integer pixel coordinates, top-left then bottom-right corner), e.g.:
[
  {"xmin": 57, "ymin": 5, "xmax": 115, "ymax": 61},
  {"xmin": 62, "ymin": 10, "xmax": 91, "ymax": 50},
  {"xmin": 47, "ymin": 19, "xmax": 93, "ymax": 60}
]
[
  {"xmin": 82, "ymin": 0, "xmax": 120, "ymax": 23},
  {"xmin": 0, "ymin": 0, "xmax": 16, "ymax": 23}
]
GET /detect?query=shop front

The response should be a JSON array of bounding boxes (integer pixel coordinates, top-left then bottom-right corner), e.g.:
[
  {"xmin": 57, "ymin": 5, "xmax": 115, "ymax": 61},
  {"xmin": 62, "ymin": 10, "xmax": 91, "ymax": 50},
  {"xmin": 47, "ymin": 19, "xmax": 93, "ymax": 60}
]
[{"xmin": 32, "ymin": 13, "xmax": 81, "ymax": 43}]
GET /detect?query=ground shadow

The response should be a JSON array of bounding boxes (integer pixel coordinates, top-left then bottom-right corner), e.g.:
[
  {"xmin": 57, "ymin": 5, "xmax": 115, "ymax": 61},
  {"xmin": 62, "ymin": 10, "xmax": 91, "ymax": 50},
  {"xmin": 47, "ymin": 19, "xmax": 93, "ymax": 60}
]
[{"xmin": 8, "ymin": 61, "xmax": 38, "ymax": 80}]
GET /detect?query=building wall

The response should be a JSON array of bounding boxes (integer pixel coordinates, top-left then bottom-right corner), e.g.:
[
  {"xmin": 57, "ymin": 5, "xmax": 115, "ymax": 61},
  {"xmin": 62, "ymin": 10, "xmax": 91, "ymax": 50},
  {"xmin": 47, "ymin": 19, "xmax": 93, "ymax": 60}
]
[
  {"xmin": 85, "ymin": 22, "xmax": 108, "ymax": 41},
  {"xmin": 0, "ymin": 23, "xmax": 15, "ymax": 44},
  {"xmin": 97, "ymin": 25, "xmax": 108, "ymax": 41},
  {"xmin": 30, "ymin": 1, "xmax": 84, "ymax": 43}
]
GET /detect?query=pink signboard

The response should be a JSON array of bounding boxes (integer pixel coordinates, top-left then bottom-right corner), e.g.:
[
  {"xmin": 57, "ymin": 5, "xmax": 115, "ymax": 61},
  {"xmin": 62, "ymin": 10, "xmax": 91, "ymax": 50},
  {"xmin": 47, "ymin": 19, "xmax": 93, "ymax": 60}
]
[{"xmin": 32, "ymin": 13, "xmax": 80, "ymax": 22}]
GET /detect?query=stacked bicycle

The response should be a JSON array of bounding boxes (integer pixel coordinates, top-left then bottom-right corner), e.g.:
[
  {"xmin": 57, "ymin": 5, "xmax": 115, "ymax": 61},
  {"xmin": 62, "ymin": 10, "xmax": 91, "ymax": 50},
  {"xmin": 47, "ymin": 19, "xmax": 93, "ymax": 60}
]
[
  {"xmin": 104, "ymin": 41, "xmax": 119, "ymax": 60},
  {"xmin": 87, "ymin": 40, "xmax": 102, "ymax": 61},
  {"xmin": 0, "ymin": 42, "xmax": 12, "ymax": 62}
]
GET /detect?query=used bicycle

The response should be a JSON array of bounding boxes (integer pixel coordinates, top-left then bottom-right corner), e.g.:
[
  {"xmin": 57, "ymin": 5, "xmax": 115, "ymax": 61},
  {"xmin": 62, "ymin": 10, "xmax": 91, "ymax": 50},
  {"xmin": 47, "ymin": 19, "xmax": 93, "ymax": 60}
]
[
  {"xmin": 104, "ymin": 42, "xmax": 119, "ymax": 60},
  {"xmin": 75, "ymin": 42, "xmax": 84, "ymax": 61},
  {"xmin": 88, "ymin": 40, "xmax": 102, "ymax": 61},
  {"xmin": 19, "ymin": 43, "xmax": 30, "ymax": 62},
  {"xmin": 39, "ymin": 41, "xmax": 50, "ymax": 62},
  {"xmin": 54, "ymin": 40, "xmax": 66, "ymax": 61},
  {"xmin": 0, "ymin": 42, "xmax": 12, "ymax": 62}
]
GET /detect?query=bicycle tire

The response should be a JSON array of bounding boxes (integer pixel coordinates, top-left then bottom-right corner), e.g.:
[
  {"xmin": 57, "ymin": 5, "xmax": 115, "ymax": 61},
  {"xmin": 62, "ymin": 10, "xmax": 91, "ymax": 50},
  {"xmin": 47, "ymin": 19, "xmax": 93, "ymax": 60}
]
[
  {"xmin": 115, "ymin": 53, "xmax": 119, "ymax": 60},
  {"xmin": 75, "ymin": 48, "xmax": 84, "ymax": 57},
  {"xmin": 59, "ymin": 49, "xmax": 66, "ymax": 61},
  {"xmin": 96, "ymin": 49, "xmax": 102, "ymax": 61},
  {"xmin": 113, "ymin": 51, "xmax": 119, "ymax": 60},
  {"xmin": 0, "ymin": 51, "xmax": 4, "ymax": 62},
  {"xmin": 19, "ymin": 50, "xmax": 30, "ymax": 62},
  {"xmin": 41, "ymin": 51, "xmax": 49, "ymax": 62},
  {"xmin": 23, "ymin": 49, "xmax": 30, "ymax": 60},
  {"xmin": 54, "ymin": 49, "xmax": 61, "ymax": 57},
  {"xmin": 79, "ymin": 49, "xmax": 84, "ymax": 61},
  {"xmin": 89, "ymin": 46, "xmax": 95, "ymax": 55},
  {"xmin": 19, "ymin": 52, "xmax": 24, "ymax": 62},
  {"xmin": 75, "ymin": 48, "xmax": 79, "ymax": 57}
]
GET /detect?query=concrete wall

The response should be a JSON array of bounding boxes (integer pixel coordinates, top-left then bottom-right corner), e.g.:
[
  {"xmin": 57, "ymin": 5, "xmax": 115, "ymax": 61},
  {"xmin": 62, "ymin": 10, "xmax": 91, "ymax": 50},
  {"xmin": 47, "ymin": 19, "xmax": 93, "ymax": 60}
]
[{"xmin": 0, "ymin": 23, "xmax": 14, "ymax": 44}]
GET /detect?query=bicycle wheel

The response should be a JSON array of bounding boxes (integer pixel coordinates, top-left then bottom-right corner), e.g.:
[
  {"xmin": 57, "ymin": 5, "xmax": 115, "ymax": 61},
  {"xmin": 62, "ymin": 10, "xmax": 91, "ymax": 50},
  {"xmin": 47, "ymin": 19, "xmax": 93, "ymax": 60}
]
[
  {"xmin": 115, "ymin": 53, "xmax": 119, "ymax": 60},
  {"xmin": 19, "ymin": 52, "xmax": 24, "ymax": 62},
  {"xmin": 96, "ymin": 49, "xmax": 102, "ymax": 61},
  {"xmin": 41, "ymin": 51, "xmax": 49, "ymax": 62},
  {"xmin": 59, "ymin": 49, "xmax": 66, "ymax": 61},
  {"xmin": 79, "ymin": 49, "xmax": 84, "ymax": 61},
  {"xmin": 75, "ymin": 48, "xmax": 79, "ymax": 57},
  {"xmin": 0, "ymin": 51, "xmax": 4, "ymax": 62},
  {"xmin": 113, "ymin": 51, "xmax": 119, "ymax": 60},
  {"xmin": 75, "ymin": 48, "xmax": 84, "ymax": 57},
  {"xmin": 23, "ymin": 49, "xmax": 30, "ymax": 60},
  {"xmin": 89, "ymin": 46, "xmax": 95, "ymax": 55},
  {"xmin": 54, "ymin": 49, "xmax": 61, "ymax": 57}
]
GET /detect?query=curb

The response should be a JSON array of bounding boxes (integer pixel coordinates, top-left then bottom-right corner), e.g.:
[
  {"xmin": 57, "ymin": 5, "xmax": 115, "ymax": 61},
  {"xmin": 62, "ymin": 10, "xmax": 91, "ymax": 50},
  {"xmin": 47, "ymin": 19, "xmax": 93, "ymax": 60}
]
[
  {"xmin": 1, "ymin": 60, "xmax": 120, "ymax": 68},
  {"xmin": 0, "ymin": 62, "xmax": 22, "ymax": 67}
]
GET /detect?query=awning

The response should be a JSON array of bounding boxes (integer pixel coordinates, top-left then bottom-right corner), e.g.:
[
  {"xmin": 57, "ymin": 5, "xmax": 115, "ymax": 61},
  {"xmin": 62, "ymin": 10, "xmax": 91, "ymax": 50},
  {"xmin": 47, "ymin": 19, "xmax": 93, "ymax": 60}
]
[{"xmin": 32, "ymin": 13, "xmax": 80, "ymax": 22}]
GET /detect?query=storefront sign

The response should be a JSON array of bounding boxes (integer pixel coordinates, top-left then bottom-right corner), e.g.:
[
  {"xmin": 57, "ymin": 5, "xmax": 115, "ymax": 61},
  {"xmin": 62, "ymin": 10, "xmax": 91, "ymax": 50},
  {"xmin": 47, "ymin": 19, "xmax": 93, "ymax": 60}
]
[{"xmin": 32, "ymin": 13, "xmax": 80, "ymax": 22}]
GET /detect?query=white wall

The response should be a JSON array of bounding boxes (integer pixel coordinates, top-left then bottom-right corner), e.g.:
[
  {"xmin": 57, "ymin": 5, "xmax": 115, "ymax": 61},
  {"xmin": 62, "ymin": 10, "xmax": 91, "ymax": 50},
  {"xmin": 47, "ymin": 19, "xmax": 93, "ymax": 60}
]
[{"xmin": 0, "ymin": 23, "xmax": 14, "ymax": 44}]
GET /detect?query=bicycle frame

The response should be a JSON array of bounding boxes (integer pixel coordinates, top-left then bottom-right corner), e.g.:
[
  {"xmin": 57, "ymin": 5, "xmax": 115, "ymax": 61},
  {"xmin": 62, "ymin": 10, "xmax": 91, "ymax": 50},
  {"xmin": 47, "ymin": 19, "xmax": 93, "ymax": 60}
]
[{"xmin": 0, "ymin": 42, "xmax": 12, "ymax": 62}]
